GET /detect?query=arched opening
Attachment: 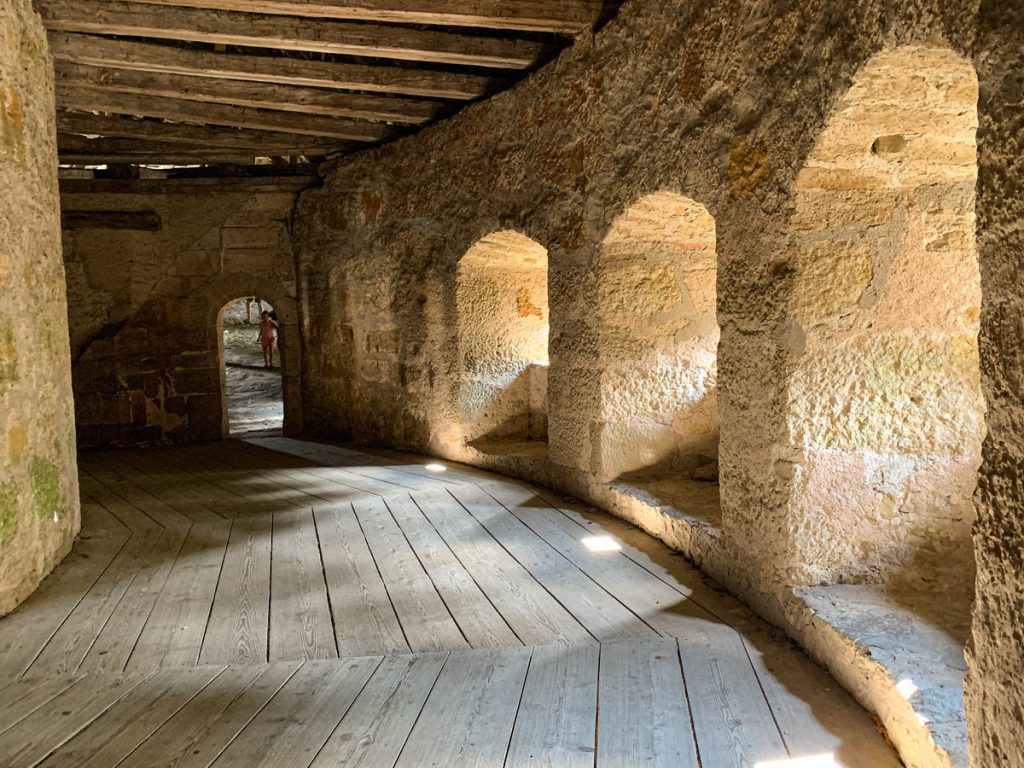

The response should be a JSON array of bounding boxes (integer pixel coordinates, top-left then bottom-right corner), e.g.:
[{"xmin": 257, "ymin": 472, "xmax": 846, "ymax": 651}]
[
  {"xmin": 456, "ymin": 231, "xmax": 549, "ymax": 456},
  {"xmin": 783, "ymin": 46, "xmax": 982, "ymax": 591},
  {"xmin": 218, "ymin": 296, "xmax": 284, "ymax": 436},
  {"xmin": 594, "ymin": 192, "xmax": 720, "ymax": 522},
  {"xmin": 781, "ymin": 46, "xmax": 982, "ymax": 756}
]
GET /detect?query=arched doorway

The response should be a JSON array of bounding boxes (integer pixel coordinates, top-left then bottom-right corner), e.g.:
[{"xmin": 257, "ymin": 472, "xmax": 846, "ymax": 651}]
[
  {"xmin": 593, "ymin": 192, "xmax": 720, "ymax": 520},
  {"xmin": 218, "ymin": 297, "xmax": 284, "ymax": 435},
  {"xmin": 456, "ymin": 231, "xmax": 549, "ymax": 455}
]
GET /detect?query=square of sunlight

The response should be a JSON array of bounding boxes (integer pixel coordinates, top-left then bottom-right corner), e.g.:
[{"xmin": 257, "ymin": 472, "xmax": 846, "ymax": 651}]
[
  {"xmin": 755, "ymin": 754, "xmax": 840, "ymax": 768},
  {"xmin": 424, "ymin": 463, "xmax": 447, "ymax": 473},
  {"xmin": 582, "ymin": 535, "xmax": 622, "ymax": 554}
]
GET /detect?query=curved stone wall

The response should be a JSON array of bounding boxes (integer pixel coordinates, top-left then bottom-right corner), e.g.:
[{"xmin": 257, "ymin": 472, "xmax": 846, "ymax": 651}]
[
  {"xmin": 0, "ymin": 0, "xmax": 79, "ymax": 616},
  {"xmin": 284, "ymin": 0, "xmax": 1018, "ymax": 765}
]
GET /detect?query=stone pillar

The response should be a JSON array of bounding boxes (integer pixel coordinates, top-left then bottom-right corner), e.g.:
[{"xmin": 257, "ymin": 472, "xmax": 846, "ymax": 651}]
[
  {"xmin": 0, "ymin": 0, "xmax": 80, "ymax": 615},
  {"xmin": 968, "ymin": 2, "xmax": 1024, "ymax": 765}
]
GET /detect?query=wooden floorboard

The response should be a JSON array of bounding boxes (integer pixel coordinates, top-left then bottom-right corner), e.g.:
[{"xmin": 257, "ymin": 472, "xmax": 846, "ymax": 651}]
[
  {"xmin": 127, "ymin": 520, "xmax": 231, "ymax": 671},
  {"xmin": 0, "ymin": 673, "xmax": 153, "ymax": 768},
  {"xmin": 0, "ymin": 439, "xmax": 902, "ymax": 768},
  {"xmin": 209, "ymin": 657, "xmax": 381, "ymax": 768},
  {"xmin": 35, "ymin": 666, "xmax": 223, "ymax": 768},
  {"xmin": 269, "ymin": 508, "xmax": 338, "ymax": 662},
  {"xmin": 87, "ymin": 455, "xmax": 223, "ymax": 525},
  {"xmin": 385, "ymin": 494, "xmax": 521, "ymax": 648},
  {"xmin": 200, "ymin": 513, "xmax": 273, "ymax": 666},
  {"xmin": 393, "ymin": 646, "xmax": 532, "ymax": 768},
  {"xmin": 310, "ymin": 652, "xmax": 448, "ymax": 768},
  {"xmin": 233, "ymin": 438, "xmax": 401, "ymax": 499},
  {"xmin": 313, "ymin": 503, "xmax": 409, "ymax": 656},
  {"xmin": 108, "ymin": 451, "xmax": 230, "ymax": 523},
  {"xmin": 742, "ymin": 633, "xmax": 903, "ymax": 767},
  {"xmin": 0, "ymin": 675, "xmax": 79, "ymax": 735},
  {"xmin": 597, "ymin": 638, "xmax": 700, "ymax": 768},
  {"xmin": 413, "ymin": 489, "xmax": 593, "ymax": 647},
  {"xmin": 251, "ymin": 435, "xmax": 446, "ymax": 492},
  {"xmin": 354, "ymin": 496, "xmax": 468, "ymax": 652},
  {"xmin": 116, "ymin": 662, "xmax": 300, "ymax": 768},
  {"xmin": 505, "ymin": 643, "xmax": 599, "ymax": 768},
  {"xmin": 451, "ymin": 484, "xmax": 657, "ymax": 642},
  {"xmin": 679, "ymin": 628, "xmax": 790, "ymax": 767},
  {"xmin": 481, "ymin": 480, "xmax": 724, "ymax": 637},
  {"xmin": 0, "ymin": 503, "xmax": 129, "ymax": 678},
  {"xmin": 26, "ymin": 522, "xmax": 165, "ymax": 678},
  {"xmin": 236, "ymin": 436, "xmax": 410, "ymax": 493}
]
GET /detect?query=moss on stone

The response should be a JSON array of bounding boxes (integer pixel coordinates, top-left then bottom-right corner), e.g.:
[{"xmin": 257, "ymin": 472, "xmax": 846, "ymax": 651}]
[
  {"xmin": 0, "ymin": 480, "xmax": 18, "ymax": 545},
  {"xmin": 0, "ymin": 318, "xmax": 17, "ymax": 386},
  {"xmin": 29, "ymin": 457, "xmax": 60, "ymax": 520}
]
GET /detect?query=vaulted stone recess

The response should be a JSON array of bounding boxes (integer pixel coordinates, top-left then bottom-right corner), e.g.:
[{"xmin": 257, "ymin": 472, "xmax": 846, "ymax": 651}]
[{"xmin": 1, "ymin": 1, "xmax": 1021, "ymax": 767}]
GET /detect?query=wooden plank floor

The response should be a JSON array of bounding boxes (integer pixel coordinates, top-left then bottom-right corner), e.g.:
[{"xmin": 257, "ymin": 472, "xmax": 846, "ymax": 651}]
[{"xmin": 0, "ymin": 437, "xmax": 901, "ymax": 767}]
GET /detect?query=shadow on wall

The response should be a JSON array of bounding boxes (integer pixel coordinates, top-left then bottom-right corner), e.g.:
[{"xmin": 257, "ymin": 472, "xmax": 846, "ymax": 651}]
[
  {"xmin": 465, "ymin": 363, "xmax": 549, "ymax": 446},
  {"xmin": 457, "ymin": 231, "xmax": 550, "ymax": 447}
]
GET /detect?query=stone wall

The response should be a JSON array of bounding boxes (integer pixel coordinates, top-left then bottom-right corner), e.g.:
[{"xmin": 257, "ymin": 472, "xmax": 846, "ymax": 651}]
[
  {"xmin": 289, "ymin": 0, "xmax": 1021, "ymax": 765},
  {"xmin": 967, "ymin": 1, "xmax": 1024, "ymax": 765},
  {"xmin": 62, "ymin": 178, "xmax": 306, "ymax": 447},
  {"xmin": 0, "ymin": 0, "xmax": 79, "ymax": 616}
]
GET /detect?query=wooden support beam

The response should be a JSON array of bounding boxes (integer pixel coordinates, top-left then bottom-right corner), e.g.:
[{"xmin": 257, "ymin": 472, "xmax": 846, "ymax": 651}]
[
  {"xmin": 57, "ymin": 85, "xmax": 399, "ymax": 141},
  {"xmin": 58, "ymin": 133, "xmax": 342, "ymax": 156},
  {"xmin": 38, "ymin": 0, "xmax": 545, "ymax": 69},
  {"xmin": 49, "ymin": 32, "xmax": 493, "ymax": 100},
  {"xmin": 56, "ymin": 63, "xmax": 443, "ymax": 125},
  {"xmin": 89, "ymin": 0, "xmax": 603, "ymax": 33},
  {"xmin": 59, "ymin": 154, "xmax": 314, "ymax": 165},
  {"xmin": 58, "ymin": 112, "xmax": 357, "ymax": 150}
]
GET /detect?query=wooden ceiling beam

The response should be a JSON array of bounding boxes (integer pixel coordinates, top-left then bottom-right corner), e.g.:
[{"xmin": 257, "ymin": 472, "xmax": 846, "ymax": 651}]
[
  {"xmin": 59, "ymin": 154, "xmax": 319, "ymax": 165},
  {"xmin": 49, "ymin": 32, "xmax": 493, "ymax": 100},
  {"xmin": 94, "ymin": 0, "xmax": 602, "ymax": 33},
  {"xmin": 58, "ymin": 133, "xmax": 342, "ymax": 156},
  {"xmin": 58, "ymin": 112, "xmax": 358, "ymax": 149},
  {"xmin": 58, "ymin": 85, "xmax": 397, "ymax": 140},
  {"xmin": 37, "ymin": 0, "xmax": 545, "ymax": 69},
  {"xmin": 56, "ymin": 63, "xmax": 443, "ymax": 124}
]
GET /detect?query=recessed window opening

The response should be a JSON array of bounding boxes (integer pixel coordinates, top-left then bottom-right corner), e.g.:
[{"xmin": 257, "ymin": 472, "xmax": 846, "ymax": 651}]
[
  {"xmin": 595, "ymin": 192, "xmax": 721, "ymax": 525},
  {"xmin": 457, "ymin": 231, "xmax": 549, "ymax": 457}
]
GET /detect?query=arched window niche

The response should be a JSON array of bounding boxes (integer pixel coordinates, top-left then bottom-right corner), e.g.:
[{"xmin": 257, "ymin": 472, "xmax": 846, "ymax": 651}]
[
  {"xmin": 782, "ymin": 46, "xmax": 984, "ymax": 597},
  {"xmin": 456, "ymin": 231, "xmax": 550, "ymax": 455},
  {"xmin": 593, "ymin": 192, "xmax": 721, "ymax": 523}
]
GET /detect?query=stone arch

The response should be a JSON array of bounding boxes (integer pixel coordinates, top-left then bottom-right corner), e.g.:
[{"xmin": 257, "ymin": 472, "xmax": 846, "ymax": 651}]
[
  {"xmin": 456, "ymin": 231, "xmax": 549, "ymax": 448},
  {"xmin": 190, "ymin": 278, "xmax": 303, "ymax": 440},
  {"xmin": 592, "ymin": 191, "xmax": 720, "ymax": 488},
  {"xmin": 780, "ymin": 45, "xmax": 983, "ymax": 589}
]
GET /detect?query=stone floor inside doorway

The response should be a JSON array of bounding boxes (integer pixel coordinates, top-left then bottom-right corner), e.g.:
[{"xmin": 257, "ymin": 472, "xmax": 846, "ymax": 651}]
[
  {"xmin": 0, "ymin": 436, "xmax": 905, "ymax": 768},
  {"xmin": 223, "ymin": 299, "xmax": 283, "ymax": 435}
]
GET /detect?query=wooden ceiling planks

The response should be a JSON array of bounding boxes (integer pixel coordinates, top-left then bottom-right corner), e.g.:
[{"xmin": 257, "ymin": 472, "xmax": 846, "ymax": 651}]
[
  {"xmin": 56, "ymin": 63, "xmax": 445, "ymax": 124},
  {"xmin": 37, "ymin": 0, "xmax": 547, "ymax": 68},
  {"xmin": 50, "ymin": 33, "xmax": 494, "ymax": 99},
  {"xmin": 67, "ymin": 0, "xmax": 607, "ymax": 33},
  {"xmin": 40, "ymin": 0, "xmax": 616, "ymax": 168}
]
